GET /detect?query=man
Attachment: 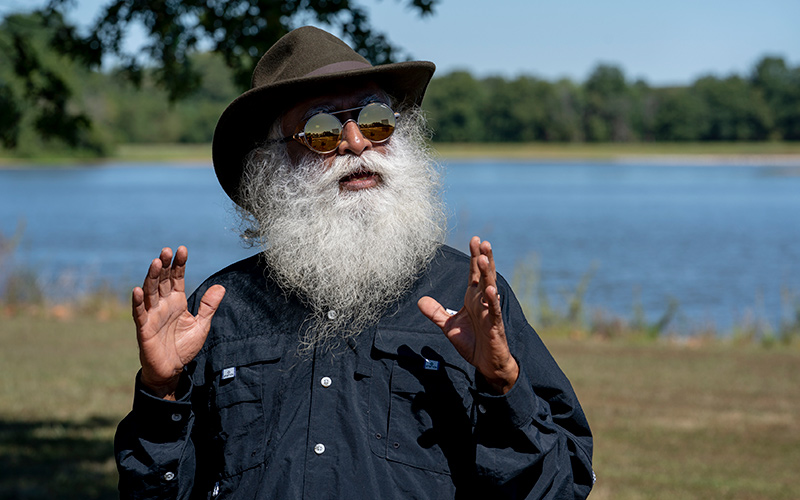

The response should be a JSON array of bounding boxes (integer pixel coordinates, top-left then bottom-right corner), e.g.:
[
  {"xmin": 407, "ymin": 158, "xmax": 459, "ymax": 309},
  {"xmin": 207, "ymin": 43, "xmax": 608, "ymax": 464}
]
[{"xmin": 115, "ymin": 26, "xmax": 594, "ymax": 499}]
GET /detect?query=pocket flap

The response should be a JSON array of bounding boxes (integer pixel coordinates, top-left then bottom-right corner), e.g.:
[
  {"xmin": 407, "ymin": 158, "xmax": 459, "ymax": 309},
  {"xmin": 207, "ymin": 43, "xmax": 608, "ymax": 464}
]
[
  {"xmin": 209, "ymin": 337, "xmax": 284, "ymax": 374},
  {"xmin": 373, "ymin": 328, "xmax": 472, "ymax": 380},
  {"xmin": 373, "ymin": 328, "xmax": 451, "ymax": 356}
]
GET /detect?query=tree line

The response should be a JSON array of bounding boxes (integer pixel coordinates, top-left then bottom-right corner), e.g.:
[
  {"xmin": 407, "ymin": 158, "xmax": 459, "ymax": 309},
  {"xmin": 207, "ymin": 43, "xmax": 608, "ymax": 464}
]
[
  {"xmin": 1, "ymin": 11, "xmax": 798, "ymax": 157},
  {"xmin": 425, "ymin": 60, "xmax": 799, "ymax": 143}
]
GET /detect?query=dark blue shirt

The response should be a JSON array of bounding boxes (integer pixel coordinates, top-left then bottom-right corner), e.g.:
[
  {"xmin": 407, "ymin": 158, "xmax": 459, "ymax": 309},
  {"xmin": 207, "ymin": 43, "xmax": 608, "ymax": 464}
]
[{"xmin": 115, "ymin": 245, "xmax": 594, "ymax": 499}]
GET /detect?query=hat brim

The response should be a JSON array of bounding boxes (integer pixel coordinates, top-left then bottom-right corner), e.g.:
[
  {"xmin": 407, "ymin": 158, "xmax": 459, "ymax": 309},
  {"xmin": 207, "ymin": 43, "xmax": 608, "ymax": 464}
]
[{"xmin": 212, "ymin": 60, "xmax": 435, "ymax": 205}]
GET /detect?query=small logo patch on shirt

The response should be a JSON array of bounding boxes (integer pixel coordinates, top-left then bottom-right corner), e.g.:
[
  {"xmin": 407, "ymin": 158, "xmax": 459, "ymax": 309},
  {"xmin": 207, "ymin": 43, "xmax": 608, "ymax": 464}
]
[
  {"xmin": 424, "ymin": 359, "xmax": 440, "ymax": 371},
  {"xmin": 222, "ymin": 367, "xmax": 236, "ymax": 380}
]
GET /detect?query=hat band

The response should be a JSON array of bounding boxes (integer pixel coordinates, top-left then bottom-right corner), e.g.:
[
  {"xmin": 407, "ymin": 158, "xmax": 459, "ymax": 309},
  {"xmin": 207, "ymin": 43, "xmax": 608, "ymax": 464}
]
[{"xmin": 304, "ymin": 61, "xmax": 372, "ymax": 78}]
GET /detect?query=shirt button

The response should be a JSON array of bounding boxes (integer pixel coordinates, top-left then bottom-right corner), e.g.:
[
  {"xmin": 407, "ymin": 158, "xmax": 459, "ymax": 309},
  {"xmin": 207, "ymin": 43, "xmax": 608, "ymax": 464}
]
[
  {"xmin": 320, "ymin": 376, "xmax": 332, "ymax": 388},
  {"xmin": 171, "ymin": 413, "xmax": 182, "ymax": 422},
  {"xmin": 314, "ymin": 443, "xmax": 326, "ymax": 455},
  {"xmin": 163, "ymin": 471, "xmax": 175, "ymax": 481},
  {"xmin": 478, "ymin": 404, "xmax": 487, "ymax": 414},
  {"xmin": 327, "ymin": 310, "xmax": 338, "ymax": 320}
]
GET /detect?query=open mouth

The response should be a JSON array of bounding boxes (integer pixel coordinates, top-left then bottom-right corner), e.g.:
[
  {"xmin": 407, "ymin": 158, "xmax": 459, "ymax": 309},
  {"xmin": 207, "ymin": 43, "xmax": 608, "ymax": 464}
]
[{"xmin": 339, "ymin": 169, "xmax": 381, "ymax": 191}]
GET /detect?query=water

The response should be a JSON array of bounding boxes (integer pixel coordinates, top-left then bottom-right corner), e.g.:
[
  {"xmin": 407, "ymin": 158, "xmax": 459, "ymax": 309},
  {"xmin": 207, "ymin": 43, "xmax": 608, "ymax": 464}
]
[{"xmin": 1, "ymin": 160, "xmax": 799, "ymax": 333}]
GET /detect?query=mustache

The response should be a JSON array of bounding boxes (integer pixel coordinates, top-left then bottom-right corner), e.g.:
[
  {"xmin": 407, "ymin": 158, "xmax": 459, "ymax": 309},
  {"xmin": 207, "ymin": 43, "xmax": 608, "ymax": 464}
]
[{"xmin": 308, "ymin": 150, "xmax": 390, "ymax": 190}]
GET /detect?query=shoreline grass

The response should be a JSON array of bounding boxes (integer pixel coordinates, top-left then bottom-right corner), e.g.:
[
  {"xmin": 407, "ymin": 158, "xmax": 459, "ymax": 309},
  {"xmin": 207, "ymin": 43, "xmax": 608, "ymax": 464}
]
[{"xmin": 2, "ymin": 141, "xmax": 800, "ymax": 165}]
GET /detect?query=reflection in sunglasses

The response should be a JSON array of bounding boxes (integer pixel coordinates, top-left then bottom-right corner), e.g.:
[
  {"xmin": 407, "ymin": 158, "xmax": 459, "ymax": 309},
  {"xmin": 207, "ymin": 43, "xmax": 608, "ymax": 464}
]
[{"xmin": 275, "ymin": 103, "xmax": 399, "ymax": 154}]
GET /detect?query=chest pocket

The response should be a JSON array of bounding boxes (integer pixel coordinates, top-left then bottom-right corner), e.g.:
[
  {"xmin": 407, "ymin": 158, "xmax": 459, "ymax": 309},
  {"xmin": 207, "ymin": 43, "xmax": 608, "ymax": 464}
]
[
  {"xmin": 369, "ymin": 329, "xmax": 476, "ymax": 475},
  {"xmin": 209, "ymin": 338, "xmax": 284, "ymax": 478}
]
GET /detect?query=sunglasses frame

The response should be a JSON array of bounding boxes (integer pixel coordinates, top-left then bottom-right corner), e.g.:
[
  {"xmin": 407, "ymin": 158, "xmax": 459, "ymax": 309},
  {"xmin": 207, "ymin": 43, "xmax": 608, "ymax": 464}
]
[{"xmin": 277, "ymin": 102, "xmax": 400, "ymax": 154}]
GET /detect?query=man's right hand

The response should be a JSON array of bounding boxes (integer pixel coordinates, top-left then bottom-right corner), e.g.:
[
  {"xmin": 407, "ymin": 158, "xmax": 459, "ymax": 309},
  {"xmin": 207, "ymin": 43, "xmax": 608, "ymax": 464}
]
[{"xmin": 132, "ymin": 246, "xmax": 226, "ymax": 400}]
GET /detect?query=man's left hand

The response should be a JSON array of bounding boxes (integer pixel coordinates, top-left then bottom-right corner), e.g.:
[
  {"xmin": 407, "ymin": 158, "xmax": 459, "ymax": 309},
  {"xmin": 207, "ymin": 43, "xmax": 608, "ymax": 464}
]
[{"xmin": 418, "ymin": 236, "xmax": 520, "ymax": 395}]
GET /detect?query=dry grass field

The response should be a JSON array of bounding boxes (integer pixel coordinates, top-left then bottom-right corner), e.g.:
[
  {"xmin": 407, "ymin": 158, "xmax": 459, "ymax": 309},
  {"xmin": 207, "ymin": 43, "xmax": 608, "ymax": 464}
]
[
  {"xmin": 1, "ymin": 311, "xmax": 798, "ymax": 499},
  {"xmin": 549, "ymin": 340, "xmax": 800, "ymax": 499}
]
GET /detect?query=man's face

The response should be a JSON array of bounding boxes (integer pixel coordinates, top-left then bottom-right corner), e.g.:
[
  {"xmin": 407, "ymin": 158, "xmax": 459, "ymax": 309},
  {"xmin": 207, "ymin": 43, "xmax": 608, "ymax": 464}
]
[{"xmin": 279, "ymin": 83, "xmax": 390, "ymax": 192}]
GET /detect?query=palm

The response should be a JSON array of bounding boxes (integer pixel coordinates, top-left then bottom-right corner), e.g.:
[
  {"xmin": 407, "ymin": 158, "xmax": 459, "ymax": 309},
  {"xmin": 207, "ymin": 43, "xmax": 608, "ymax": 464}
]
[
  {"xmin": 443, "ymin": 292, "xmax": 504, "ymax": 372},
  {"xmin": 132, "ymin": 247, "xmax": 225, "ymax": 396},
  {"xmin": 418, "ymin": 237, "xmax": 519, "ymax": 394}
]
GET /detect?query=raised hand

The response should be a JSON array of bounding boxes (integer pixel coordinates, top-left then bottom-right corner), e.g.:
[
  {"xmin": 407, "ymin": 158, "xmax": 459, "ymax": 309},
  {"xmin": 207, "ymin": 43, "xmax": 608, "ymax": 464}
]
[
  {"xmin": 418, "ymin": 237, "xmax": 519, "ymax": 394},
  {"xmin": 131, "ymin": 246, "xmax": 225, "ymax": 399}
]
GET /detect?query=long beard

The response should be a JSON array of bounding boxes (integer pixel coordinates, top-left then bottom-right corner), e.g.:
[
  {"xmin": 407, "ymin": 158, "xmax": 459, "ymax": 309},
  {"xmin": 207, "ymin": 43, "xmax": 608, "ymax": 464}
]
[{"xmin": 237, "ymin": 111, "xmax": 447, "ymax": 351}]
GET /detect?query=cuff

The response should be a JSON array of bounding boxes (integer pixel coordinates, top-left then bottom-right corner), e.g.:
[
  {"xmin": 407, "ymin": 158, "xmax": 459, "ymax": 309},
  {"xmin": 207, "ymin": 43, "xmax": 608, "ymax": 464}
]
[
  {"xmin": 131, "ymin": 370, "xmax": 193, "ymax": 442},
  {"xmin": 475, "ymin": 367, "xmax": 539, "ymax": 430}
]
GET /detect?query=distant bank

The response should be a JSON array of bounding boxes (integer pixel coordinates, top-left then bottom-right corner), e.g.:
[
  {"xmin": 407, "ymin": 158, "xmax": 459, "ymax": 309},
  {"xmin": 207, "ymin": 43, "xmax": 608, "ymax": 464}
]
[{"xmin": 2, "ymin": 141, "xmax": 800, "ymax": 166}]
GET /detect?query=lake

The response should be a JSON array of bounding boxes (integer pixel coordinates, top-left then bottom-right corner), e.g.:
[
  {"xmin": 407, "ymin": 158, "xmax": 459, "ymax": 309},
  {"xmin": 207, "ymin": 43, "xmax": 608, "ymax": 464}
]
[{"xmin": 1, "ymin": 159, "xmax": 799, "ymax": 334}]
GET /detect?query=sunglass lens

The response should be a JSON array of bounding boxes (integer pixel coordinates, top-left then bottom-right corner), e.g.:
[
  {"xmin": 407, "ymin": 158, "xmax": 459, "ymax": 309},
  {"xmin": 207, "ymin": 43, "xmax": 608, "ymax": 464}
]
[
  {"xmin": 357, "ymin": 103, "xmax": 396, "ymax": 143},
  {"xmin": 303, "ymin": 113, "xmax": 342, "ymax": 153}
]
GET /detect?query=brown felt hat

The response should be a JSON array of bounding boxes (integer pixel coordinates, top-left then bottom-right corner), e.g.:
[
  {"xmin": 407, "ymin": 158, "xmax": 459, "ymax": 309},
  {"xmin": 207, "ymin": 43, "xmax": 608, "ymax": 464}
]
[{"xmin": 212, "ymin": 26, "xmax": 436, "ymax": 204}]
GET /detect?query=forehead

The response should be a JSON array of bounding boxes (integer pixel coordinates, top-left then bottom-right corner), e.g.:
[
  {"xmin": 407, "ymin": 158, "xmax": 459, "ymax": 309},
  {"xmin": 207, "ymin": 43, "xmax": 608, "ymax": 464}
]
[{"xmin": 281, "ymin": 82, "xmax": 387, "ymax": 130}]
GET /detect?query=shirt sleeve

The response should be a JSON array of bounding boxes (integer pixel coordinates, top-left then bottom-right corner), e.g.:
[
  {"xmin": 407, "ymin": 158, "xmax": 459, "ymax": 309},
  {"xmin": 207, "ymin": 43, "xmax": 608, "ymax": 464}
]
[
  {"xmin": 114, "ymin": 371, "xmax": 201, "ymax": 500},
  {"xmin": 471, "ymin": 281, "xmax": 595, "ymax": 499}
]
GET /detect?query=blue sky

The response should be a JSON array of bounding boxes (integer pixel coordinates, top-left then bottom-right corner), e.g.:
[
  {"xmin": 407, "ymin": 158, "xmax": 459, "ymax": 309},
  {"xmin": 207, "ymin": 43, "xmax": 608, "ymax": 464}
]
[{"xmin": 6, "ymin": 0, "xmax": 800, "ymax": 86}]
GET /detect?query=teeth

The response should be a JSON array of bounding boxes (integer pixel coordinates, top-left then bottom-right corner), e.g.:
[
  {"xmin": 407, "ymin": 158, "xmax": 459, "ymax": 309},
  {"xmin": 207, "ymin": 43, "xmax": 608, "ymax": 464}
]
[{"xmin": 341, "ymin": 170, "xmax": 373, "ymax": 182}]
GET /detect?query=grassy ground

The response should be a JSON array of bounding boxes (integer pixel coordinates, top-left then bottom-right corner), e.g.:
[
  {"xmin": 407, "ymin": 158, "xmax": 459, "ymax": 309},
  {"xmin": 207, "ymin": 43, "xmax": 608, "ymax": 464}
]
[
  {"xmin": 1, "ymin": 311, "xmax": 798, "ymax": 499},
  {"xmin": 3, "ymin": 141, "xmax": 800, "ymax": 165},
  {"xmin": 549, "ymin": 340, "xmax": 800, "ymax": 499}
]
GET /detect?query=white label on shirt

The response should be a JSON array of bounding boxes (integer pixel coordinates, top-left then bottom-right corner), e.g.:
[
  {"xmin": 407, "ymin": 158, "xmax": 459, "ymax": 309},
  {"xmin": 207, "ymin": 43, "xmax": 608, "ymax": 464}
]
[
  {"xmin": 424, "ymin": 359, "xmax": 439, "ymax": 371},
  {"xmin": 222, "ymin": 367, "xmax": 236, "ymax": 380},
  {"xmin": 445, "ymin": 308, "xmax": 458, "ymax": 316}
]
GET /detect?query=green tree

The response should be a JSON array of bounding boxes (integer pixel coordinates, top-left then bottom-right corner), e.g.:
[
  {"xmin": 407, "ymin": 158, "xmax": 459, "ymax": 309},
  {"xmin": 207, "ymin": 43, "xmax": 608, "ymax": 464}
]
[
  {"xmin": 629, "ymin": 79, "xmax": 657, "ymax": 141},
  {"xmin": 423, "ymin": 71, "xmax": 487, "ymax": 142},
  {"xmin": 95, "ymin": 52, "xmax": 240, "ymax": 144},
  {"xmin": 652, "ymin": 86, "xmax": 709, "ymax": 141},
  {"xmin": 2, "ymin": 0, "xmax": 438, "ymax": 152},
  {"xmin": 490, "ymin": 76, "xmax": 557, "ymax": 142},
  {"xmin": 543, "ymin": 79, "xmax": 585, "ymax": 142},
  {"xmin": 0, "ymin": 12, "xmax": 110, "ymax": 155},
  {"xmin": 692, "ymin": 75, "xmax": 772, "ymax": 140},
  {"xmin": 481, "ymin": 76, "xmax": 521, "ymax": 142},
  {"xmin": 751, "ymin": 56, "xmax": 800, "ymax": 140},
  {"xmin": 583, "ymin": 64, "xmax": 634, "ymax": 142}
]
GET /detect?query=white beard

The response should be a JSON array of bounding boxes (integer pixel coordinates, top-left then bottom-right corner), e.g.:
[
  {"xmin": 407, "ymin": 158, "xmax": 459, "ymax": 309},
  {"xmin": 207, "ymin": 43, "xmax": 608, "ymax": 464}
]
[{"xmin": 237, "ymin": 111, "xmax": 447, "ymax": 351}]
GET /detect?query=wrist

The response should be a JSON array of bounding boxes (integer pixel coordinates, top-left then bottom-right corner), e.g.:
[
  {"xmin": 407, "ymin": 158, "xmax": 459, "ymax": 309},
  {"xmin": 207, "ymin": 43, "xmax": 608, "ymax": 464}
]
[
  {"xmin": 140, "ymin": 371, "xmax": 181, "ymax": 400},
  {"xmin": 483, "ymin": 357, "xmax": 520, "ymax": 395}
]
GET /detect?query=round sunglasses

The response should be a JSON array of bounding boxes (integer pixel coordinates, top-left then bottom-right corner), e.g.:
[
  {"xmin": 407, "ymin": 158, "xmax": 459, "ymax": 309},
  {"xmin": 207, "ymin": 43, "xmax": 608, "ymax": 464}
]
[{"xmin": 277, "ymin": 102, "xmax": 400, "ymax": 154}]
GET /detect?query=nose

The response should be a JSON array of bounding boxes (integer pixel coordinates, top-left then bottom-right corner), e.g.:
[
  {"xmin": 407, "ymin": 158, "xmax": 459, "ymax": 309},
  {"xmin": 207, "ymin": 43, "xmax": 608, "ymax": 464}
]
[{"xmin": 336, "ymin": 120, "xmax": 371, "ymax": 156}]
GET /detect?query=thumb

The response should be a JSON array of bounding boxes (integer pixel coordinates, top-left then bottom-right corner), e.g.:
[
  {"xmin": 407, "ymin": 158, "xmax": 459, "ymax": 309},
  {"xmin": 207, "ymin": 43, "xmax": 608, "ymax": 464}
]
[
  {"xmin": 196, "ymin": 285, "xmax": 226, "ymax": 330},
  {"xmin": 417, "ymin": 296, "xmax": 454, "ymax": 331}
]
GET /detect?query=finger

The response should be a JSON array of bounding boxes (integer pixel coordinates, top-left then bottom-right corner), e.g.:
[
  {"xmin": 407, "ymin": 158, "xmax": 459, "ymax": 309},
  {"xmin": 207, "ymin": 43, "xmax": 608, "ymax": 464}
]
[
  {"xmin": 468, "ymin": 236, "xmax": 481, "ymax": 286},
  {"xmin": 417, "ymin": 296, "xmax": 454, "ymax": 331},
  {"xmin": 478, "ymin": 243, "xmax": 498, "ymax": 292},
  {"xmin": 171, "ymin": 246, "xmax": 188, "ymax": 293},
  {"xmin": 484, "ymin": 284, "xmax": 503, "ymax": 323},
  {"xmin": 158, "ymin": 247, "xmax": 174, "ymax": 297},
  {"xmin": 132, "ymin": 286, "xmax": 148, "ymax": 331},
  {"xmin": 143, "ymin": 257, "xmax": 163, "ymax": 309},
  {"xmin": 481, "ymin": 239, "xmax": 497, "ymax": 279},
  {"xmin": 195, "ymin": 285, "xmax": 226, "ymax": 331}
]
